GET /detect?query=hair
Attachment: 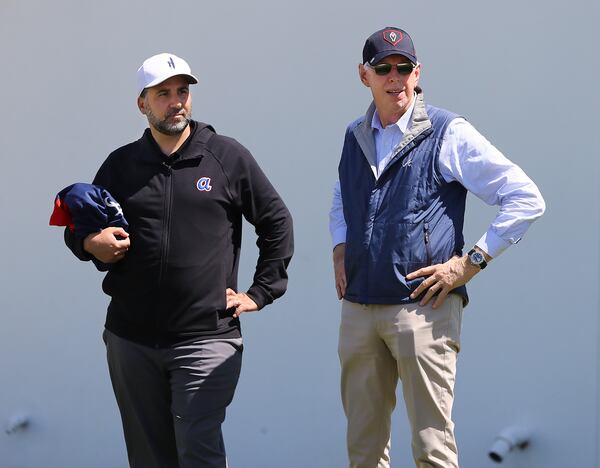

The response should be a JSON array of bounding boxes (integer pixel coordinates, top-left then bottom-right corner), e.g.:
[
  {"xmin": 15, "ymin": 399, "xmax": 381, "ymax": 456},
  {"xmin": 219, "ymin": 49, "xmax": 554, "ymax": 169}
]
[{"xmin": 139, "ymin": 88, "xmax": 148, "ymax": 98}]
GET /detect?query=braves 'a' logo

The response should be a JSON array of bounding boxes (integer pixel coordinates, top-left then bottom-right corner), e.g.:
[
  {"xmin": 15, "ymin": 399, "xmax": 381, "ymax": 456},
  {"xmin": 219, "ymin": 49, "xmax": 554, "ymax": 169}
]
[{"xmin": 197, "ymin": 177, "xmax": 212, "ymax": 192}]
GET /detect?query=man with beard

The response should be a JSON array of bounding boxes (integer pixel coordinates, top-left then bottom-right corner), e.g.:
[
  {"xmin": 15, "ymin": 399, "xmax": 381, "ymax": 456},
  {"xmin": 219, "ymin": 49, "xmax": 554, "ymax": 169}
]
[
  {"xmin": 330, "ymin": 28, "xmax": 544, "ymax": 467},
  {"xmin": 65, "ymin": 53, "xmax": 294, "ymax": 467}
]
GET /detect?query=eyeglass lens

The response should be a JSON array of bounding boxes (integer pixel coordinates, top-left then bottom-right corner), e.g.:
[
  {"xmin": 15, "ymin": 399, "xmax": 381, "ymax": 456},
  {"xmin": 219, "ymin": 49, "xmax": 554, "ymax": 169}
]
[{"xmin": 372, "ymin": 63, "xmax": 414, "ymax": 76}]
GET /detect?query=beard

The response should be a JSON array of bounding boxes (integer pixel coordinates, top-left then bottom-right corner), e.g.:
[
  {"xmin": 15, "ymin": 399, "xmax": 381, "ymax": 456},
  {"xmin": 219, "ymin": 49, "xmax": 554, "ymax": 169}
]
[{"xmin": 145, "ymin": 102, "xmax": 192, "ymax": 136}]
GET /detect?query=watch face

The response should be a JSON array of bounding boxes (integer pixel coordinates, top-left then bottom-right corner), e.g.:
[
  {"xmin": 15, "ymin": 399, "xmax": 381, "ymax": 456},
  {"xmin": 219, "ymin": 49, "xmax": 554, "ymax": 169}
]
[{"xmin": 471, "ymin": 251, "xmax": 484, "ymax": 264}]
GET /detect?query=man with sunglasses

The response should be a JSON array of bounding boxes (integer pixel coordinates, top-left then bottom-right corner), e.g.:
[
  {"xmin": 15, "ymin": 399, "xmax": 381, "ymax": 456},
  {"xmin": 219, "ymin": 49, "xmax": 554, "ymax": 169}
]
[
  {"xmin": 64, "ymin": 53, "xmax": 294, "ymax": 467},
  {"xmin": 329, "ymin": 27, "xmax": 544, "ymax": 467}
]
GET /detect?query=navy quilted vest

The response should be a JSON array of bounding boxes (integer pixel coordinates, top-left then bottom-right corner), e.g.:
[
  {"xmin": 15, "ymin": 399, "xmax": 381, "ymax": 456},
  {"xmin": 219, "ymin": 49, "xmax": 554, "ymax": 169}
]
[{"xmin": 339, "ymin": 95, "xmax": 468, "ymax": 305}]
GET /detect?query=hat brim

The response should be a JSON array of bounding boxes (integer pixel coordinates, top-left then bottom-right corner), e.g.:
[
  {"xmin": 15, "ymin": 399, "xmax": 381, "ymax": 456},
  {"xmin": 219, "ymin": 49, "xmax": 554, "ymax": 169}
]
[
  {"xmin": 139, "ymin": 72, "xmax": 198, "ymax": 96},
  {"xmin": 369, "ymin": 50, "xmax": 417, "ymax": 65}
]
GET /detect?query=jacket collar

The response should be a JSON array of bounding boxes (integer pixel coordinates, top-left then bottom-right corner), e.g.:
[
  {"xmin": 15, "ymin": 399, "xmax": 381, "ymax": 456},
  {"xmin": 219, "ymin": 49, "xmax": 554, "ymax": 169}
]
[
  {"xmin": 353, "ymin": 92, "xmax": 432, "ymax": 179},
  {"xmin": 141, "ymin": 120, "xmax": 215, "ymax": 163}
]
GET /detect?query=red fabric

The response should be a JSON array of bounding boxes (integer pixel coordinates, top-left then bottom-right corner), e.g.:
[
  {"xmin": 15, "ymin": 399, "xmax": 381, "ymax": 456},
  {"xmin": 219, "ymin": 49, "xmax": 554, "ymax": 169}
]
[{"xmin": 49, "ymin": 197, "xmax": 75, "ymax": 232}]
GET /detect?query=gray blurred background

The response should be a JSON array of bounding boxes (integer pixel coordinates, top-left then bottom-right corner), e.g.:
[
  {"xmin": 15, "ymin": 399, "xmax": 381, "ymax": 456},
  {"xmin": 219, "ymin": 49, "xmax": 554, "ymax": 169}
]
[{"xmin": 1, "ymin": 0, "xmax": 598, "ymax": 466}]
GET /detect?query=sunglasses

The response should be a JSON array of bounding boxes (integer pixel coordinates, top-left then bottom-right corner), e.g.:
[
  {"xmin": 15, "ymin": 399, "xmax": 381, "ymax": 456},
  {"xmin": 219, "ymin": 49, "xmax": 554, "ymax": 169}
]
[{"xmin": 368, "ymin": 62, "xmax": 416, "ymax": 76}]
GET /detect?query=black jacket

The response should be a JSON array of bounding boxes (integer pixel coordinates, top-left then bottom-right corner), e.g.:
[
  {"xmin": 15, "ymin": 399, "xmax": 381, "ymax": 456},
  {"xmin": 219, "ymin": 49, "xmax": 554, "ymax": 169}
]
[{"xmin": 66, "ymin": 121, "xmax": 294, "ymax": 346}]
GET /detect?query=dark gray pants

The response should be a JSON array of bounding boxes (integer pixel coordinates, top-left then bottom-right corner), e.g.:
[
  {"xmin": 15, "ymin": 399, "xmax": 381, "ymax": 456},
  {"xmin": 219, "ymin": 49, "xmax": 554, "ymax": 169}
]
[{"xmin": 103, "ymin": 329, "xmax": 243, "ymax": 468}]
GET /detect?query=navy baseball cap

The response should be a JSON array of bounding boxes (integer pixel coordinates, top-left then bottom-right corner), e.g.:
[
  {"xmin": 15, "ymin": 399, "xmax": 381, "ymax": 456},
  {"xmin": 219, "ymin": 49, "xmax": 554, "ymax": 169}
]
[{"xmin": 362, "ymin": 27, "xmax": 417, "ymax": 65}]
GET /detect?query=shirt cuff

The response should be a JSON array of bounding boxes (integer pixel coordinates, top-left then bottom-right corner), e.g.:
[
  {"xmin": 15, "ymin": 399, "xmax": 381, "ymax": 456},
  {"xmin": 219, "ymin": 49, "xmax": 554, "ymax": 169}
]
[
  {"xmin": 331, "ymin": 227, "xmax": 347, "ymax": 249},
  {"xmin": 475, "ymin": 229, "xmax": 512, "ymax": 258}
]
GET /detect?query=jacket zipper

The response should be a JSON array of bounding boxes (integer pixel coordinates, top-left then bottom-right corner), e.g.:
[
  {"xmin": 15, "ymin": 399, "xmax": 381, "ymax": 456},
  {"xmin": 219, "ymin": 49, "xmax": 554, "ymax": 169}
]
[
  {"xmin": 159, "ymin": 163, "xmax": 173, "ymax": 282},
  {"xmin": 156, "ymin": 162, "xmax": 173, "ymax": 345}
]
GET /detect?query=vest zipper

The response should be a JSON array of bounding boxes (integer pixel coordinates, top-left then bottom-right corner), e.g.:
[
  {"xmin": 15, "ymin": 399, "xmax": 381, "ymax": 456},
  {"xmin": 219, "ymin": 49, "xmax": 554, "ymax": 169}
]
[{"xmin": 424, "ymin": 222, "xmax": 432, "ymax": 266}]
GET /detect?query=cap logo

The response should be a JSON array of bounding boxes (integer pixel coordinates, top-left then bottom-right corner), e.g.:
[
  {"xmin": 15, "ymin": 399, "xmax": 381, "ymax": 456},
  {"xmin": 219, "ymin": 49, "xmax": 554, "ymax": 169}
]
[
  {"xmin": 167, "ymin": 57, "xmax": 176, "ymax": 69},
  {"xmin": 383, "ymin": 30, "xmax": 403, "ymax": 46}
]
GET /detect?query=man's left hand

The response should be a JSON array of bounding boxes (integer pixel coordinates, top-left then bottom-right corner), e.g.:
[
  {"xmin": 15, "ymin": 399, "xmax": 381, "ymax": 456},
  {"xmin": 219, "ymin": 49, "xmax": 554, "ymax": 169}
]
[
  {"xmin": 226, "ymin": 288, "xmax": 258, "ymax": 318},
  {"xmin": 406, "ymin": 255, "xmax": 482, "ymax": 309}
]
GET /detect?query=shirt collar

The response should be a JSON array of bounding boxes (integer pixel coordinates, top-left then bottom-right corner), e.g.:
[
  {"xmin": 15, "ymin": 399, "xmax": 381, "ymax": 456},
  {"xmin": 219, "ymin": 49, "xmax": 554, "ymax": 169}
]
[{"xmin": 371, "ymin": 93, "xmax": 418, "ymax": 133}]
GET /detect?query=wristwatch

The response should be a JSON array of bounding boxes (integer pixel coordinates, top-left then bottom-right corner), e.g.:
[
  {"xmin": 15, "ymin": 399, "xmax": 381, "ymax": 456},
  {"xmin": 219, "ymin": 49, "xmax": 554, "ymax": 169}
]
[{"xmin": 467, "ymin": 248, "xmax": 488, "ymax": 270}]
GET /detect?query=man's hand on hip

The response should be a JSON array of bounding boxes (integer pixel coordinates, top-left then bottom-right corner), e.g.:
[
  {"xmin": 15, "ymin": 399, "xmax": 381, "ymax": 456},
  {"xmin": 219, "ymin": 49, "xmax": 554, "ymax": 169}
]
[
  {"xmin": 333, "ymin": 243, "xmax": 347, "ymax": 300},
  {"xmin": 226, "ymin": 288, "xmax": 258, "ymax": 318},
  {"xmin": 83, "ymin": 227, "xmax": 130, "ymax": 263},
  {"xmin": 406, "ymin": 254, "xmax": 483, "ymax": 309}
]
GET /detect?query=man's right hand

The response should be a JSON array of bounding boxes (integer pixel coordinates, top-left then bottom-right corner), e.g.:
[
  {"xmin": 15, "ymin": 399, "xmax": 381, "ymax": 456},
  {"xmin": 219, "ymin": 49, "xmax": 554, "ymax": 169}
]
[
  {"xmin": 333, "ymin": 243, "xmax": 346, "ymax": 300},
  {"xmin": 83, "ymin": 227, "xmax": 130, "ymax": 263}
]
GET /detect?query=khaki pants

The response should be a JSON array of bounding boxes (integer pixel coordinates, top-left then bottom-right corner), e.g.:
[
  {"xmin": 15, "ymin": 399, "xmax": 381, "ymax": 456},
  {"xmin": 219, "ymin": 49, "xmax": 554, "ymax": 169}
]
[{"xmin": 338, "ymin": 295, "xmax": 463, "ymax": 468}]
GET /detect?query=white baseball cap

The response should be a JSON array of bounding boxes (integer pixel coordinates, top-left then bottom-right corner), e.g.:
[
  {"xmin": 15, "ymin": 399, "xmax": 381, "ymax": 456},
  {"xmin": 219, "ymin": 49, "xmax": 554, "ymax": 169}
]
[{"xmin": 136, "ymin": 53, "xmax": 198, "ymax": 96}]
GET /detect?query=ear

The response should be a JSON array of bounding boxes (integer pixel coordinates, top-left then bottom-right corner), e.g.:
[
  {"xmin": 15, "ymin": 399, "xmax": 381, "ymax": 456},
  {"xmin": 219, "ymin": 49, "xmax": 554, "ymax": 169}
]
[
  {"xmin": 413, "ymin": 64, "xmax": 421, "ymax": 85},
  {"xmin": 137, "ymin": 96, "xmax": 146, "ymax": 115},
  {"xmin": 358, "ymin": 63, "xmax": 370, "ymax": 88}
]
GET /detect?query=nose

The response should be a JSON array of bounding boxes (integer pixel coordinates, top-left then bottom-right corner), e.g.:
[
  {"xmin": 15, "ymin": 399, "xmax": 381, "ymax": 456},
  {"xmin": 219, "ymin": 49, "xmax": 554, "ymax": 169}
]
[
  {"xmin": 387, "ymin": 68, "xmax": 404, "ymax": 81},
  {"xmin": 169, "ymin": 98, "xmax": 183, "ymax": 109}
]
